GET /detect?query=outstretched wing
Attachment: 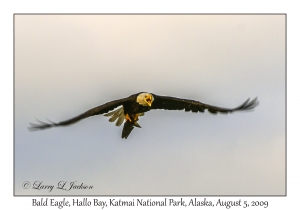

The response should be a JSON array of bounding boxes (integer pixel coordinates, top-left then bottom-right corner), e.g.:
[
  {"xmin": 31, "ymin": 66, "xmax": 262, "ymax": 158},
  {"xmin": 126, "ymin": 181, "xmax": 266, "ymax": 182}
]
[
  {"xmin": 29, "ymin": 95, "xmax": 135, "ymax": 130},
  {"xmin": 151, "ymin": 94, "xmax": 258, "ymax": 114}
]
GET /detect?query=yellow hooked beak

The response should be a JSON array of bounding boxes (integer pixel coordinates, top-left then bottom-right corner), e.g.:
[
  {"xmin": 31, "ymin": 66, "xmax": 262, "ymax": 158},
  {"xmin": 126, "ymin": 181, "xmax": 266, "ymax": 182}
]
[{"xmin": 145, "ymin": 95, "xmax": 152, "ymax": 107}]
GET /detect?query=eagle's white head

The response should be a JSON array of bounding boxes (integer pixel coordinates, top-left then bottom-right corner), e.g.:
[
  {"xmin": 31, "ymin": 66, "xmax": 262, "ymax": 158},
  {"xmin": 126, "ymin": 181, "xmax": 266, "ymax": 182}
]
[{"xmin": 137, "ymin": 92, "xmax": 154, "ymax": 107}]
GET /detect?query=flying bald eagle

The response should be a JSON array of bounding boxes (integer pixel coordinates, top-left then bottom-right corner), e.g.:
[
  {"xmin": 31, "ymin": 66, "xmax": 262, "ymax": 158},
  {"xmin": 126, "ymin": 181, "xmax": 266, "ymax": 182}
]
[{"xmin": 29, "ymin": 92, "xmax": 258, "ymax": 139}]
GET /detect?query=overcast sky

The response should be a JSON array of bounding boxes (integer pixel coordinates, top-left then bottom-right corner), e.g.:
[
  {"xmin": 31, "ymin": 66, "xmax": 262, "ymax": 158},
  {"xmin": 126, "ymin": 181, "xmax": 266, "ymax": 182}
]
[{"xmin": 14, "ymin": 14, "xmax": 285, "ymax": 195}]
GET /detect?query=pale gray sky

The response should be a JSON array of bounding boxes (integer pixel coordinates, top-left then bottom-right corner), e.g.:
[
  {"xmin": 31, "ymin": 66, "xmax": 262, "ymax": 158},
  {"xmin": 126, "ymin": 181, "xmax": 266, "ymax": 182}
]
[{"xmin": 15, "ymin": 15, "xmax": 285, "ymax": 195}]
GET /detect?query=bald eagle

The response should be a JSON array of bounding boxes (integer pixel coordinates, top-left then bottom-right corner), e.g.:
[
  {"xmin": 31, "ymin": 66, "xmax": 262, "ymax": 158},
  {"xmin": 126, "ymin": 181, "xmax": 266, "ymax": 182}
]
[{"xmin": 29, "ymin": 92, "xmax": 258, "ymax": 139}]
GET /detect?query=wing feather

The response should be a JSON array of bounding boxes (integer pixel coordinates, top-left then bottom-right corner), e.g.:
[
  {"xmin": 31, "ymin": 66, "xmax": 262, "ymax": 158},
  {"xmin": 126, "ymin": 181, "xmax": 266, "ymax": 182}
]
[
  {"xmin": 29, "ymin": 95, "xmax": 135, "ymax": 130},
  {"xmin": 151, "ymin": 94, "xmax": 258, "ymax": 114}
]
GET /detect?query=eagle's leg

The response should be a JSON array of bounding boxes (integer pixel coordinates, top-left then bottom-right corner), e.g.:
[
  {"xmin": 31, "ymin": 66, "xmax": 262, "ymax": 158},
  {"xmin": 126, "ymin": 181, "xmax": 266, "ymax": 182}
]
[
  {"xmin": 125, "ymin": 114, "xmax": 132, "ymax": 122},
  {"xmin": 125, "ymin": 114, "xmax": 142, "ymax": 128}
]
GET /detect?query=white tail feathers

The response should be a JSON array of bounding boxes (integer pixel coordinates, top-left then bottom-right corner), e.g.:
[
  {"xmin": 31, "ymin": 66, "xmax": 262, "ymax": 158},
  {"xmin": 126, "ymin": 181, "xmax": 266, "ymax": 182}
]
[
  {"xmin": 104, "ymin": 107, "xmax": 144, "ymax": 127},
  {"xmin": 104, "ymin": 107, "xmax": 125, "ymax": 126}
]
